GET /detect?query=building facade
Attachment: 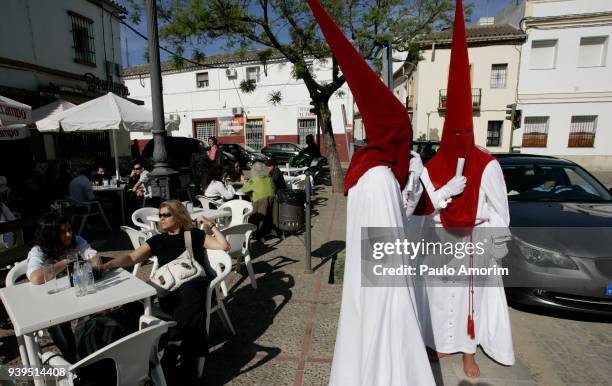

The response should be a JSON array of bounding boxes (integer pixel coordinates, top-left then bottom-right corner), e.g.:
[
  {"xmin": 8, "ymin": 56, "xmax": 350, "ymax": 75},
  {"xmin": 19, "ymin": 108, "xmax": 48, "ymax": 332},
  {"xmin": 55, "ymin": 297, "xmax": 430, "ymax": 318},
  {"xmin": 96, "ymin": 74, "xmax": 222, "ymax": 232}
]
[
  {"xmin": 406, "ymin": 23, "xmax": 526, "ymax": 152},
  {"xmin": 515, "ymin": 0, "xmax": 612, "ymax": 170},
  {"xmin": 123, "ymin": 50, "xmax": 354, "ymax": 162}
]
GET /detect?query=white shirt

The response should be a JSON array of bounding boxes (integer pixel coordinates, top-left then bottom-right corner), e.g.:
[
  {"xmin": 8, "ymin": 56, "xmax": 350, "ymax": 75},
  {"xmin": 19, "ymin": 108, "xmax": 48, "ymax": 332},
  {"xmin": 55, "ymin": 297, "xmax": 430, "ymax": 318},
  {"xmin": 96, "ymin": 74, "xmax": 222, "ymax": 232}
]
[
  {"xmin": 204, "ymin": 180, "xmax": 235, "ymax": 201},
  {"xmin": 26, "ymin": 236, "xmax": 97, "ymax": 279},
  {"xmin": 69, "ymin": 175, "xmax": 95, "ymax": 202},
  {"xmin": 137, "ymin": 170, "xmax": 152, "ymax": 198}
]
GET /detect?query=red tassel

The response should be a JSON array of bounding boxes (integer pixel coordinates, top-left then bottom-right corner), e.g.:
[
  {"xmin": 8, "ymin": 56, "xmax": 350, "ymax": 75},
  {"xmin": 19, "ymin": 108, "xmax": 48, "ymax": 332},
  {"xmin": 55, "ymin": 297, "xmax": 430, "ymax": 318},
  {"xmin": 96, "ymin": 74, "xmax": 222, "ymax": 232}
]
[{"xmin": 467, "ymin": 315, "xmax": 475, "ymax": 339}]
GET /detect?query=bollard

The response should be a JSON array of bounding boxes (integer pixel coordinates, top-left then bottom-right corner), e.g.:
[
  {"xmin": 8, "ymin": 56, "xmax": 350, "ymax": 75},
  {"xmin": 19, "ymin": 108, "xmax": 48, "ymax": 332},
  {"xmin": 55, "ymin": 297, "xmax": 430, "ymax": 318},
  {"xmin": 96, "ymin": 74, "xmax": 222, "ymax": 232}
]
[{"xmin": 304, "ymin": 171, "xmax": 312, "ymax": 273}]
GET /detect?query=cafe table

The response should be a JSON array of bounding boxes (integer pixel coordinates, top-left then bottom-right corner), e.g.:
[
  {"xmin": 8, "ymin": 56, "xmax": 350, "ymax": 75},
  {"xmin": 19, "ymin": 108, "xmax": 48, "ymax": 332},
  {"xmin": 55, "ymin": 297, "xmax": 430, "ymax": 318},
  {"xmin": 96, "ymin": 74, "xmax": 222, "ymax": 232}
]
[
  {"xmin": 146, "ymin": 207, "xmax": 231, "ymax": 223},
  {"xmin": 279, "ymin": 166, "xmax": 308, "ymax": 177},
  {"xmin": 0, "ymin": 268, "xmax": 155, "ymax": 385}
]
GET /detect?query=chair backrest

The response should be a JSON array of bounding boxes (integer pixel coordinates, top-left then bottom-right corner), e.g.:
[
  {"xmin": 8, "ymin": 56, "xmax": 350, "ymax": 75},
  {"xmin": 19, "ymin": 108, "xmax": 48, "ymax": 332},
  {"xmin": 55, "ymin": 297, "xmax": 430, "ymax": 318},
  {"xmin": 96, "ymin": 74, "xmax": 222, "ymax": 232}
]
[
  {"xmin": 5, "ymin": 259, "xmax": 28, "ymax": 287},
  {"xmin": 218, "ymin": 200, "xmax": 253, "ymax": 227},
  {"xmin": 195, "ymin": 195, "xmax": 221, "ymax": 210},
  {"xmin": 220, "ymin": 223, "xmax": 256, "ymax": 257},
  {"xmin": 69, "ymin": 320, "xmax": 175, "ymax": 386},
  {"xmin": 131, "ymin": 207, "xmax": 158, "ymax": 233},
  {"xmin": 206, "ymin": 249, "xmax": 233, "ymax": 288},
  {"xmin": 119, "ymin": 226, "xmax": 148, "ymax": 250}
]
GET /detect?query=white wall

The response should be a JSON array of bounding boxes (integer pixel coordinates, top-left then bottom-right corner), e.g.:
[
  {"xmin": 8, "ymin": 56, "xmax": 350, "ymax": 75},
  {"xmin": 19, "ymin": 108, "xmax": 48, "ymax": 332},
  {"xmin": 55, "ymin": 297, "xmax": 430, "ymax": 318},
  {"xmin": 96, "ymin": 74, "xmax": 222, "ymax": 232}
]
[
  {"xmin": 412, "ymin": 42, "xmax": 522, "ymax": 152},
  {"xmin": 124, "ymin": 58, "xmax": 352, "ymax": 141},
  {"xmin": 0, "ymin": 0, "xmax": 123, "ymax": 94},
  {"xmin": 517, "ymin": 0, "xmax": 612, "ymax": 168}
]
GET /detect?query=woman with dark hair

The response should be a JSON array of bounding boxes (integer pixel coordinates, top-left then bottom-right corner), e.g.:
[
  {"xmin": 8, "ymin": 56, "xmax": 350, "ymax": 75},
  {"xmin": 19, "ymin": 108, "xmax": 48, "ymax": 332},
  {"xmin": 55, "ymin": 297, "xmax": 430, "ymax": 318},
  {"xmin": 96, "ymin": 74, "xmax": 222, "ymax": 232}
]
[
  {"xmin": 203, "ymin": 166, "xmax": 236, "ymax": 201},
  {"xmin": 26, "ymin": 212, "xmax": 102, "ymax": 362},
  {"xmin": 103, "ymin": 200, "xmax": 230, "ymax": 381},
  {"xmin": 207, "ymin": 136, "xmax": 220, "ymax": 166}
]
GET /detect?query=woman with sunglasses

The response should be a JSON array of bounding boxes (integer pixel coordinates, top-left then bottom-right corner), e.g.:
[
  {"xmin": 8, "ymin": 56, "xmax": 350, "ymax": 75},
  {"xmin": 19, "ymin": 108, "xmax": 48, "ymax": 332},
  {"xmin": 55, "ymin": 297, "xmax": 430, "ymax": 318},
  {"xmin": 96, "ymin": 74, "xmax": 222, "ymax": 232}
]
[{"xmin": 103, "ymin": 200, "xmax": 229, "ymax": 382}]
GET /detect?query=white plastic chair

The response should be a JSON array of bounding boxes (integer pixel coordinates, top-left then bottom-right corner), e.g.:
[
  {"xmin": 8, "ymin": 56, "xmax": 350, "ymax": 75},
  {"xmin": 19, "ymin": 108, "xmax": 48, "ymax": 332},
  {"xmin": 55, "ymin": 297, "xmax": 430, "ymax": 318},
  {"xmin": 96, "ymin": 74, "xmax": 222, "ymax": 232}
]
[
  {"xmin": 221, "ymin": 223, "xmax": 257, "ymax": 290},
  {"xmin": 119, "ymin": 226, "xmax": 158, "ymax": 277},
  {"xmin": 218, "ymin": 200, "xmax": 253, "ymax": 227},
  {"xmin": 5, "ymin": 259, "xmax": 28, "ymax": 287},
  {"xmin": 131, "ymin": 207, "xmax": 159, "ymax": 236},
  {"xmin": 195, "ymin": 195, "xmax": 222, "ymax": 210},
  {"xmin": 206, "ymin": 250, "xmax": 236, "ymax": 335},
  {"xmin": 64, "ymin": 196, "xmax": 112, "ymax": 235},
  {"xmin": 41, "ymin": 320, "xmax": 175, "ymax": 386}
]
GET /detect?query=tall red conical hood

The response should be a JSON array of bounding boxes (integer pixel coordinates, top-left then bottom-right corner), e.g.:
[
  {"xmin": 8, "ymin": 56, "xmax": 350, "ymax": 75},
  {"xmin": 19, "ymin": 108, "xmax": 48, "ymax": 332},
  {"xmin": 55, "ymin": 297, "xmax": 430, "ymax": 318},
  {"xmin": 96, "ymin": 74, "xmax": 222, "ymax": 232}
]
[
  {"xmin": 414, "ymin": 0, "xmax": 494, "ymax": 227},
  {"xmin": 307, "ymin": 0, "xmax": 412, "ymax": 194}
]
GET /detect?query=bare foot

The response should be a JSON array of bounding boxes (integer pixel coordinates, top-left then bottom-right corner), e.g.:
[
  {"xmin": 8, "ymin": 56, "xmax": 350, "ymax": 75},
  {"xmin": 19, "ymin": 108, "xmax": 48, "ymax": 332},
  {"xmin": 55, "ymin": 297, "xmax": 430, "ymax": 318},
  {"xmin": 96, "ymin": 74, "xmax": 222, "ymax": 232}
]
[{"xmin": 463, "ymin": 353, "xmax": 480, "ymax": 378}]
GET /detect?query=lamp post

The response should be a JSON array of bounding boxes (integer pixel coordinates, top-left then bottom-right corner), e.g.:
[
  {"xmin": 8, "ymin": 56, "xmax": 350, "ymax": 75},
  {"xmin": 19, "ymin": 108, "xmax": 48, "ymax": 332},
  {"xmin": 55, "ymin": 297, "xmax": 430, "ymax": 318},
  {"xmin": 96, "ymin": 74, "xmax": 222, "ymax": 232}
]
[{"xmin": 146, "ymin": 0, "xmax": 176, "ymax": 198}]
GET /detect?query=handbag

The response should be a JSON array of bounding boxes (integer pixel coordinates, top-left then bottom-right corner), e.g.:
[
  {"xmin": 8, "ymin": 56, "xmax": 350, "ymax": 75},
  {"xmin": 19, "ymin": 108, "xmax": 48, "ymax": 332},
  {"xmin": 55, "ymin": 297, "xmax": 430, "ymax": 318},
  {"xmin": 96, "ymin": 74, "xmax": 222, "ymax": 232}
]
[{"xmin": 149, "ymin": 231, "xmax": 204, "ymax": 296}]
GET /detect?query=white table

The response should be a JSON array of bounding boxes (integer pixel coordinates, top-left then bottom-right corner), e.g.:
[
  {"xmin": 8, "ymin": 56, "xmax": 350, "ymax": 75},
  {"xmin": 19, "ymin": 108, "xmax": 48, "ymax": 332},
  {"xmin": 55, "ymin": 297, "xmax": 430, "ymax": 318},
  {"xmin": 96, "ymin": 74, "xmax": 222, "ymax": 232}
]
[
  {"xmin": 93, "ymin": 185, "xmax": 126, "ymax": 224},
  {"xmin": 0, "ymin": 269, "xmax": 155, "ymax": 385},
  {"xmin": 235, "ymin": 188, "xmax": 247, "ymax": 199},
  {"xmin": 147, "ymin": 207, "xmax": 231, "ymax": 223}
]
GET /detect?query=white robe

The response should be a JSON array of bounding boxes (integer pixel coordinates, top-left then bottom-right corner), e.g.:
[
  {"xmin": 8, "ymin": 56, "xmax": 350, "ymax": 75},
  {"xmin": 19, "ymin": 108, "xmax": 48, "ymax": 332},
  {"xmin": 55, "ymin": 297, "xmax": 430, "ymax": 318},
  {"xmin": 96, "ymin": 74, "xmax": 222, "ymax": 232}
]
[
  {"xmin": 414, "ymin": 161, "xmax": 515, "ymax": 366},
  {"xmin": 329, "ymin": 166, "xmax": 435, "ymax": 386}
]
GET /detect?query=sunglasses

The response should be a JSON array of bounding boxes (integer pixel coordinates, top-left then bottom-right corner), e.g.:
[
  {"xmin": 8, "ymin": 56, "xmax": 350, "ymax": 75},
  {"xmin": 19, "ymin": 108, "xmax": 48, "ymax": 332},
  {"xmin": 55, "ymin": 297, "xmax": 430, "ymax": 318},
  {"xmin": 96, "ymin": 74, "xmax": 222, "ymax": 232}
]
[
  {"xmin": 158, "ymin": 212, "xmax": 173, "ymax": 218},
  {"xmin": 133, "ymin": 166, "xmax": 143, "ymax": 170}
]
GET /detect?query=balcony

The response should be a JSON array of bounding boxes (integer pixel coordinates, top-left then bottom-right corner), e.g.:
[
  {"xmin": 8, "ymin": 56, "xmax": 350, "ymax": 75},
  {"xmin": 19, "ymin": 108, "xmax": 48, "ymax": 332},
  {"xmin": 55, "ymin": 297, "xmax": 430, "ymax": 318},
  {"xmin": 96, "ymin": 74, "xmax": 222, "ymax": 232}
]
[
  {"xmin": 522, "ymin": 132, "xmax": 548, "ymax": 147},
  {"xmin": 438, "ymin": 88, "xmax": 481, "ymax": 111}
]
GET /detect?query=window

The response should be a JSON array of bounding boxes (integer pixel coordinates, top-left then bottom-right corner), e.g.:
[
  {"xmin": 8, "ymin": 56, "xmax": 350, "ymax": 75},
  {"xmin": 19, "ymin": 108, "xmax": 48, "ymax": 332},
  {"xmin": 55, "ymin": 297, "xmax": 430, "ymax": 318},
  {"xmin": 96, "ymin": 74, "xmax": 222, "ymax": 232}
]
[
  {"xmin": 196, "ymin": 72, "xmax": 209, "ymax": 88},
  {"xmin": 490, "ymin": 64, "xmax": 508, "ymax": 88},
  {"xmin": 530, "ymin": 39, "xmax": 558, "ymax": 69},
  {"xmin": 193, "ymin": 120, "xmax": 217, "ymax": 142},
  {"xmin": 298, "ymin": 118, "xmax": 316, "ymax": 144},
  {"xmin": 568, "ymin": 115, "xmax": 597, "ymax": 147},
  {"xmin": 522, "ymin": 116, "xmax": 549, "ymax": 147},
  {"xmin": 578, "ymin": 36, "xmax": 608, "ymax": 67},
  {"xmin": 69, "ymin": 11, "xmax": 95, "ymax": 66},
  {"xmin": 246, "ymin": 66, "xmax": 260, "ymax": 83},
  {"xmin": 487, "ymin": 121, "xmax": 503, "ymax": 146}
]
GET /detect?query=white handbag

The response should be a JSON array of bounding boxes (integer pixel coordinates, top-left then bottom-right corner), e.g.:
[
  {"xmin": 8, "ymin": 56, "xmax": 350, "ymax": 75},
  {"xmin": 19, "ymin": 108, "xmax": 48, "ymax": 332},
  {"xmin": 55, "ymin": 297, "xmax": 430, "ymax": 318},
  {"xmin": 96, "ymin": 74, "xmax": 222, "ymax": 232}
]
[{"xmin": 149, "ymin": 231, "xmax": 204, "ymax": 296}]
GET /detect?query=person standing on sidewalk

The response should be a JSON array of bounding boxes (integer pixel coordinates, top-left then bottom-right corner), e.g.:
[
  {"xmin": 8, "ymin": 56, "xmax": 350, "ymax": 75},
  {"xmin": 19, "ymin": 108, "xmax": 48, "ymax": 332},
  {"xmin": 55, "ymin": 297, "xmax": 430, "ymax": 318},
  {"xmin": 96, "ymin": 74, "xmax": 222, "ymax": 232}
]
[
  {"xmin": 307, "ymin": 1, "xmax": 435, "ymax": 385},
  {"xmin": 207, "ymin": 136, "xmax": 221, "ymax": 166},
  {"xmin": 412, "ymin": 0, "xmax": 515, "ymax": 378}
]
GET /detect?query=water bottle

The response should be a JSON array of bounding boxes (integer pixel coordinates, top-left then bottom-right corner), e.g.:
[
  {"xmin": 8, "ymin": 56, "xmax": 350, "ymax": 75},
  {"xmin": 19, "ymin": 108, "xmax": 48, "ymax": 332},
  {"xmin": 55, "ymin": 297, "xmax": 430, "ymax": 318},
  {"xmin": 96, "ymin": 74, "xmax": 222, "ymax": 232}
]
[
  {"xmin": 72, "ymin": 262, "xmax": 85, "ymax": 297},
  {"xmin": 82, "ymin": 261, "xmax": 97, "ymax": 294}
]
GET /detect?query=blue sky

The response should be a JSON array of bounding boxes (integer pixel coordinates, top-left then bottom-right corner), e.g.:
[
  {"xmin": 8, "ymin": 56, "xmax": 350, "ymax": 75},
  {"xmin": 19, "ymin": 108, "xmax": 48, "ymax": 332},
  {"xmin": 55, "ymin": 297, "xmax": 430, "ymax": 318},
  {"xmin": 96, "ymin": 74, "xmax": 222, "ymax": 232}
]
[{"xmin": 119, "ymin": 0, "xmax": 515, "ymax": 68}]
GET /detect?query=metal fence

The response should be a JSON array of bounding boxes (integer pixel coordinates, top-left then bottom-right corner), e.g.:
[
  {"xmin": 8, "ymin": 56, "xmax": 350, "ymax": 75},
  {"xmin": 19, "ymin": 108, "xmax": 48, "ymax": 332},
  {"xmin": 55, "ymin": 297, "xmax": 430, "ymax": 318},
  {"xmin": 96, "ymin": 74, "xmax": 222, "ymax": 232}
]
[
  {"xmin": 568, "ymin": 115, "xmax": 597, "ymax": 147},
  {"xmin": 246, "ymin": 118, "xmax": 264, "ymax": 150}
]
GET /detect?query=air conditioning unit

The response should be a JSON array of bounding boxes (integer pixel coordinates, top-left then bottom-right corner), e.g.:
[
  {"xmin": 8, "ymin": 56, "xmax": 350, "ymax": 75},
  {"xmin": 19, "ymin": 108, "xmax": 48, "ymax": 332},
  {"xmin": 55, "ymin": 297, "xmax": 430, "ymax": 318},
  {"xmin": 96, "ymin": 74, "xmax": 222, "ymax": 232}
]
[
  {"xmin": 232, "ymin": 107, "xmax": 244, "ymax": 116},
  {"xmin": 225, "ymin": 68, "xmax": 237, "ymax": 78}
]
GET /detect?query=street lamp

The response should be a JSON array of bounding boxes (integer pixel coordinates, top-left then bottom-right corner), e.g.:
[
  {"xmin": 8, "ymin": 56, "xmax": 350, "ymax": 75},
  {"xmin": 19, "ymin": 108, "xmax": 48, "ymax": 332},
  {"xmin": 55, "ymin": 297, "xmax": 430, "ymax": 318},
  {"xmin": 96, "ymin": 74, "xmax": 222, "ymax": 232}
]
[{"xmin": 146, "ymin": 0, "xmax": 177, "ymax": 198}]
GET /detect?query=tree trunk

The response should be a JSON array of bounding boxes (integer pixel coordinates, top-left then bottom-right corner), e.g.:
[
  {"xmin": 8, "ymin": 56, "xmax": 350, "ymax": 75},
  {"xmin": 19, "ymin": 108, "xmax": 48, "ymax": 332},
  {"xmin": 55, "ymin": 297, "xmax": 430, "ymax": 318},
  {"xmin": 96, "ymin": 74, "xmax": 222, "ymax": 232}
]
[{"xmin": 318, "ymin": 100, "xmax": 344, "ymax": 193}]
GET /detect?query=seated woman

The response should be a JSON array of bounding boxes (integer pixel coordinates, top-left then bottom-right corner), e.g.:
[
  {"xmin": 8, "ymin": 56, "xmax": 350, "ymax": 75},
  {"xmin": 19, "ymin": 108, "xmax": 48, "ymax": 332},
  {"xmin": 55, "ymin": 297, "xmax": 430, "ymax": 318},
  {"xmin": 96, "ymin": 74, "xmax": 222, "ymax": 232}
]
[
  {"xmin": 203, "ymin": 166, "xmax": 236, "ymax": 201},
  {"xmin": 242, "ymin": 162, "xmax": 276, "ymax": 238},
  {"xmin": 224, "ymin": 161, "xmax": 245, "ymax": 187},
  {"xmin": 102, "ymin": 200, "xmax": 230, "ymax": 381},
  {"xmin": 26, "ymin": 212, "xmax": 102, "ymax": 362}
]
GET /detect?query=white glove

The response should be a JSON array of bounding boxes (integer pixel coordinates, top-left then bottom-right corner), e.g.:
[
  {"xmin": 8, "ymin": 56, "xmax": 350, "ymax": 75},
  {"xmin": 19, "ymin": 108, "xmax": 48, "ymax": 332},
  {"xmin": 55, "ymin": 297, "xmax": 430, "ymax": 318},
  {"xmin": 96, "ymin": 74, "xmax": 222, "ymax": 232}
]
[
  {"xmin": 440, "ymin": 176, "xmax": 466, "ymax": 198},
  {"xmin": 409, "ymin": 151, "xmax": 424, "ymax": 178}
]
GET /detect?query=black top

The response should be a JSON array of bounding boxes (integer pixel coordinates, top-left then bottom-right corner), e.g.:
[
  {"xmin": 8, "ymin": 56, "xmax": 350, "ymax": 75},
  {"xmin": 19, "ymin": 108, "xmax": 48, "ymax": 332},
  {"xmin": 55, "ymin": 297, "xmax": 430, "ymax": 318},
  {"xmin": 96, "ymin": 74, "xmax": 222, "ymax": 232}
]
[
  {"xmin": 147, "ymin": 228, "xmax": 216, "ymax": 277},
  {"xmin": 271, "ymin": 168, "xmax": 287, "ymax": 191}
]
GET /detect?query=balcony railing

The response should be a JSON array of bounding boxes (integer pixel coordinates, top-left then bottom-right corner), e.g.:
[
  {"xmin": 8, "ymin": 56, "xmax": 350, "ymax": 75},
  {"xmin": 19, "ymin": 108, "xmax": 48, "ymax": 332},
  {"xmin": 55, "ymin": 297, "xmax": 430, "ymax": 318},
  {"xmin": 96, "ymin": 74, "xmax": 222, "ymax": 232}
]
[
  {"xmin": 522, "ymin": 132, "xmax": 548, "ymax": 147},
  {"xmin": 568, "ymin": 132, "xmax": 595, "ymax": 147},
  {"xmin": 438, "ymin": 88, "xmax": 481, "ymax": 111}
]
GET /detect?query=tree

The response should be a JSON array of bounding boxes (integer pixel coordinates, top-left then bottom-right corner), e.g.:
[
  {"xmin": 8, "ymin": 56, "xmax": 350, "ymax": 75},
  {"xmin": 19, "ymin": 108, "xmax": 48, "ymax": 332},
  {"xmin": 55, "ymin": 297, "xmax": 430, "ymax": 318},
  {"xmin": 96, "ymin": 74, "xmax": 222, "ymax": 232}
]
[{"xmin": 128, "ymin": 0, "xmax": 457, "ymax": 193}]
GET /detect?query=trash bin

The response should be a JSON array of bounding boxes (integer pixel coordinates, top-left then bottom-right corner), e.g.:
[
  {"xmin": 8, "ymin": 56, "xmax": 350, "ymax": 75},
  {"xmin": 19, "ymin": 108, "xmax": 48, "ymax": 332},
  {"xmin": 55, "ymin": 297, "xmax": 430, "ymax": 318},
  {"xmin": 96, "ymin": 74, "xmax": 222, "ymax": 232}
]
[{"xmin": 277, "ymin": 189, "xmax": 306, "ymax": 232}]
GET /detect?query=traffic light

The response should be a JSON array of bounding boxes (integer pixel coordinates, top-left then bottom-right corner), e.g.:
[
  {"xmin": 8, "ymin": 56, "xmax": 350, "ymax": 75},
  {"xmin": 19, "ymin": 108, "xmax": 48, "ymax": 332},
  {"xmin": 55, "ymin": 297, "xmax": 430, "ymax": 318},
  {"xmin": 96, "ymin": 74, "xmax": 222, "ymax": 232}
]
[
  {"xmin": 309, "ymin": 100, "xmax": 319, "ymax": 115},
  {"xmin": 505, "ymin": 103, "xmax": 521, "ymax": 130}
]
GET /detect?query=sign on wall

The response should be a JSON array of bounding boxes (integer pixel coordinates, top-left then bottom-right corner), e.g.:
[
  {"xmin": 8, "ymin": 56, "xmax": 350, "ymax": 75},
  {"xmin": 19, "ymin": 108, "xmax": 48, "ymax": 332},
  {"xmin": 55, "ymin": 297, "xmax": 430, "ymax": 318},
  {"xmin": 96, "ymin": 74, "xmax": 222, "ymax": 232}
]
[
  {"xmin": 218, "ymin": 116, "xmax": 244, "ymax": 136},
  {"xmin": 0, "ymin": 126, "xmax": 30, "ymax": 141}
]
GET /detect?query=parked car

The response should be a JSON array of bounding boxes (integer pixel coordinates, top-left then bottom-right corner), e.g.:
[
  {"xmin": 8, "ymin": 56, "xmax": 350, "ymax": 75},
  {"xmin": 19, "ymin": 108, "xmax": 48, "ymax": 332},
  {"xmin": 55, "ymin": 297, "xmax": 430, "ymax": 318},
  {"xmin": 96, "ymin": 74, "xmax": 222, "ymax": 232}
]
[
  {"xmin": 496, "ymin": 154, "xmax": 612, "ymax": 315},
  {"xmin": 142, "ymin": 137, "xmax": 235, "ymax": 171},
  {"xmin": 218, "ymin": 143, "xmax": 268, "ymax": 167},
  {"xmin": 412, "ymin": 140, "xmax": 440, "ymax": 163},
  {"xmin": 261, "ymin": 142, "xmax": 303, "ymax": 165}
]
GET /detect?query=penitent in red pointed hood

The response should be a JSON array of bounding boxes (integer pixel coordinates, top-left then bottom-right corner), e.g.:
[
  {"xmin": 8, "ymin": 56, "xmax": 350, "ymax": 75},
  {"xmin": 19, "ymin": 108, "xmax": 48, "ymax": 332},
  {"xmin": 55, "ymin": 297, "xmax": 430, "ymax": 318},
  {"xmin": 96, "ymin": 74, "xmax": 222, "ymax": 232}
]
[
  {"xmin": 307, "ymin": 0, "xmax": 412, "ymax": 195},
  {"xmin": 414, "ymin": 0, "xmax": 494, "ymax": 227}
]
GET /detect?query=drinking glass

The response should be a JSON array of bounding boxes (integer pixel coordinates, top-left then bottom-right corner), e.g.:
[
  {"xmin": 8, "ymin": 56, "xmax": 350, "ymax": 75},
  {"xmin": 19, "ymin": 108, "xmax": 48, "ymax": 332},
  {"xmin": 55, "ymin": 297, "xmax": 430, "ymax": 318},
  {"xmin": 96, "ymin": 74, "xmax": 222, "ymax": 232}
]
[{"xmin": 45, "ymin": 265, "xmax": 60, "ymax": 295}]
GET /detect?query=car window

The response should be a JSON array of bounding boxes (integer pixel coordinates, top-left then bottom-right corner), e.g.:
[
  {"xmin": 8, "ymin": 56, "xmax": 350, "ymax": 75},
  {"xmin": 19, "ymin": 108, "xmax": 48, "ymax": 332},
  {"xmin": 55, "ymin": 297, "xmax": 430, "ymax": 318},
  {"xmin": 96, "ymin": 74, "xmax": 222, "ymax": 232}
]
[
  {"xmin": 281, "ymin": 144, "xmax": 297, "ymax": 151},
  {"xmin": 239, "ymin": 144, "xmax": 258, "ymax": 153},
  {"xmin": 268, "ymin": 144, "xmax": 280, "ymax": 150},
  {"xmin": 502, "ymin": 164, "xmax": 612, "ymax": 203}
]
